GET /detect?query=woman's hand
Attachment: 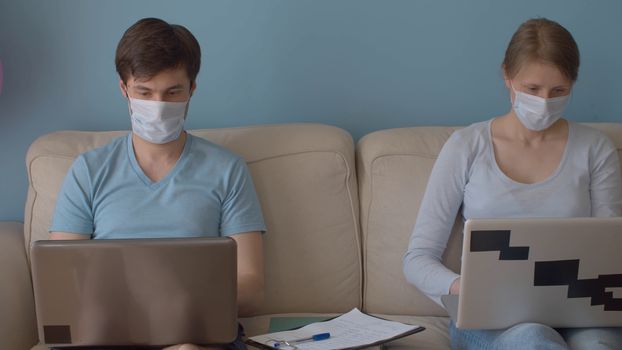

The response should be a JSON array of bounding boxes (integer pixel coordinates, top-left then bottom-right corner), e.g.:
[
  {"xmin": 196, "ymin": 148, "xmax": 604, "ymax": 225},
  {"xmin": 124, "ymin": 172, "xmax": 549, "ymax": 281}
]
[{"xmin": 449, "ymin": 277, "xmax": 461, "ymax": 295}]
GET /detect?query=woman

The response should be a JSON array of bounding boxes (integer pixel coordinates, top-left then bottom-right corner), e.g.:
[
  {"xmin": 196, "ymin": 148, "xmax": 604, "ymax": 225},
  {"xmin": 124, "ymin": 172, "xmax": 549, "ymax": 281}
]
[{"xmin": 403, "ymin": 18, "xmax": 622, "ymax": 350}]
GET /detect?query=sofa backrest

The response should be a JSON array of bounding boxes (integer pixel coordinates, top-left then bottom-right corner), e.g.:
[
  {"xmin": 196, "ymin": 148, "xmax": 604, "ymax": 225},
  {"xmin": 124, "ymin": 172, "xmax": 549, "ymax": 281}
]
[
  {"xmin": 357, "ymin": 122, "xmax": 622, "ymax": 317},
  {"xmin": 24, "ymin": 123, "xmax": 362, "ymax": 315},
  {"xmin": 23, "ymin": 122, "xmax": 622, "ymax": 318}
]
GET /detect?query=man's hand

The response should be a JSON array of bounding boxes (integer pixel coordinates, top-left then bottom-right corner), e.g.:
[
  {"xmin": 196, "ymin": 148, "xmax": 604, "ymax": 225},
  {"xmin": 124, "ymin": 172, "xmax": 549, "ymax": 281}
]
[{"xmin": 49, "ymin": 232, "xmax": 90, "ymax": 240}]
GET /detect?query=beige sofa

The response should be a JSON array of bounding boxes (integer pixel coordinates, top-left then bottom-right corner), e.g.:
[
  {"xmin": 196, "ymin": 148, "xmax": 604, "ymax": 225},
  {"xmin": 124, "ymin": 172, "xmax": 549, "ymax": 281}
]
[{"xmin": 2, "ymin": 122, "xmax": 621, "ymax": 350}]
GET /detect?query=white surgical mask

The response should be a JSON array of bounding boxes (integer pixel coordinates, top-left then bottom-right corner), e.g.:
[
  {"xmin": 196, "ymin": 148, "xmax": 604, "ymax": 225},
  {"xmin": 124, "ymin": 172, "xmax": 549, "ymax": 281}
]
[
  {"xmin": 127, "ymin": 97, "xmax": 189, "ymax": 144},
  {"xmin": 512, "ymin": 86, "xmax": 570, "ymax": 131}
]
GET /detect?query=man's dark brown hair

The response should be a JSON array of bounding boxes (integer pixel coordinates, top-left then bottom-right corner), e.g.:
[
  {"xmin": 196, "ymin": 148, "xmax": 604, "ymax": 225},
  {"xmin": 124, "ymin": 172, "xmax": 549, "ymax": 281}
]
[{"xmin": 115, "ymin": 18, "xmax": 201, "ymax": 84}]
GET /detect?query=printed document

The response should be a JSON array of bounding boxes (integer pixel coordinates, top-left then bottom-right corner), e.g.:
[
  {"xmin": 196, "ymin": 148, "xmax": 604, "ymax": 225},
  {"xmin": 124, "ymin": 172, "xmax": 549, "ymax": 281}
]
[{"xmin": 248, "ymin": 308, "xmax": 424, "ymax": 350}]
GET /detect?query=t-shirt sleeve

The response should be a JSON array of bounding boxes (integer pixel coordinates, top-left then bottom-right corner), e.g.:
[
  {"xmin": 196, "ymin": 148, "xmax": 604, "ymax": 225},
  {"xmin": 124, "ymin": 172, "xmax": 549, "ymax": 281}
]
[
  {"xmin": 403, "ymin": 131, "xmax": 470, "ymax": 306},
  {"xmin": 590, "ymin": 135, "xmax": 622, "ymax": 217},
  {"xmin": 220, "ymin": 158, "xmax": 267, "ymax": 236},
  {"xmin": 49, "ymin": 155, "xmax": 95, "ymax": 235}
]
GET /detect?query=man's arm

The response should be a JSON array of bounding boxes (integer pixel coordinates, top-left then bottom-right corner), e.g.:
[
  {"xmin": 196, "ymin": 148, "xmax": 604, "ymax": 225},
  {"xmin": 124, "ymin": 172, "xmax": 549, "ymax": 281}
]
[
  {"xmin": 230, "ymin": 231, "xmax": 264, "ymax": 317},
  {"xmin": 49, "ymin": 232, "xmax": 91, "ymax": 240}
]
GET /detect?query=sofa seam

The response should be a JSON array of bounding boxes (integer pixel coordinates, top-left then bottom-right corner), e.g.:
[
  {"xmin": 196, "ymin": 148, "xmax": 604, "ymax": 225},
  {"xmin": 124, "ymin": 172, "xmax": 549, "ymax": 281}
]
[{"xmin": 340, "ymin": 152, "xmax": 364, "ymax": 310}]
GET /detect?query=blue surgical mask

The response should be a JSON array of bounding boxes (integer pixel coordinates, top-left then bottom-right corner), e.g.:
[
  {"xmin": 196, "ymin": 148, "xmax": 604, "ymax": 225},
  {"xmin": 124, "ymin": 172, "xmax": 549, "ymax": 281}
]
[
  {"xmin": 512, "ymin": 87, "xmax": 570, "ymax": 131},
  {"xmin": 127, "ymin": 97, "xmax": 188, "ymax": 144}
]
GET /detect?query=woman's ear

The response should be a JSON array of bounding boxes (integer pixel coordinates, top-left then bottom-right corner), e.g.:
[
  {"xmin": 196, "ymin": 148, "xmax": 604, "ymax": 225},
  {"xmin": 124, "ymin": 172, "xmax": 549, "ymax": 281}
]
[{"xmin": 502, "ymin": 65, "xmax": 512, "ymax": 89}]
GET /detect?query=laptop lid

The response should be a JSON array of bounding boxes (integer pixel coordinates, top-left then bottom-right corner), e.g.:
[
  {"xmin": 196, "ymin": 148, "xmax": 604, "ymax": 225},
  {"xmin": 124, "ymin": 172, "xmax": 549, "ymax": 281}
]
[
  {"xmin": 454, "ymin": 217, "xmax": 622, "ymax": 329},
  {"xmin": 30, "ymin": 237, "xmax": 238, "ymax": 347}
]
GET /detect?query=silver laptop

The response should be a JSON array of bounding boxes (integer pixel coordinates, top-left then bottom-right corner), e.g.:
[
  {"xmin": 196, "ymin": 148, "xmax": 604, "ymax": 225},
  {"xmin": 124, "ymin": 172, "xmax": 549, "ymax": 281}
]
[
  {"xmin": 30, "ymin": 237, "xmax": 238, "ymax": 347},
  {"xmin": 442, "ymin": 217, "xmax": 622, "ymax": 329}
]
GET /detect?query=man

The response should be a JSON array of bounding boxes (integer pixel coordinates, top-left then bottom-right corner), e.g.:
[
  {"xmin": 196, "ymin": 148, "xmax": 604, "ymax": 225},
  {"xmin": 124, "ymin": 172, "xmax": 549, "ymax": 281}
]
[{"xmin": 49, "ymin": 18, "xmax": 266, "ymax": 350}]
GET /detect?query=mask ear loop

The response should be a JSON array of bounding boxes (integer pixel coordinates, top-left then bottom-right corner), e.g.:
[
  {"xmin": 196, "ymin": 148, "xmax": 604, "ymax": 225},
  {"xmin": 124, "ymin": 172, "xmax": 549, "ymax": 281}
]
[
  {"xmin": 183, "ymin": 84, "xmax": 194, "ymax": 120},
  {"xmin": 123, "ymin": 84, "xmax": 134, "ymax": 116},
  {"xmin": 509, "ymin": 82, "xmax": 520, "ymax": 104}
]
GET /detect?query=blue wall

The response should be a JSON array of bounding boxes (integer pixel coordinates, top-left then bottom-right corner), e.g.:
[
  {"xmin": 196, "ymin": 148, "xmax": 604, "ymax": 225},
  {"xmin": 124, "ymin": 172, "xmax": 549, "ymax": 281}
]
[{"xmin": 1, "ymin": 0, "xmax": 621, "ymax": 221}]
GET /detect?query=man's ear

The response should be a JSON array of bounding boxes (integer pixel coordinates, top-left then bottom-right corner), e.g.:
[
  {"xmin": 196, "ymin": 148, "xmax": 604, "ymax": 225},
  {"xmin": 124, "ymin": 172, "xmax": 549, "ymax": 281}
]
[
  {"xmin": 190, "ymin": 80, "xmax": 197, "ymax": 96},
  {"xmin": 119, "ymin": 79, "xmax": 128, "ymax": 98}
]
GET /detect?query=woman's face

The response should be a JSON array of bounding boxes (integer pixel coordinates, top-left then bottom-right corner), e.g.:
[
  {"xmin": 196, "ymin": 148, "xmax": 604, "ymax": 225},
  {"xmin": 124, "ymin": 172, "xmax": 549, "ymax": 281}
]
[{"xmin": 505, "ymin": 61, "xmax": 573, "ymax": 102}]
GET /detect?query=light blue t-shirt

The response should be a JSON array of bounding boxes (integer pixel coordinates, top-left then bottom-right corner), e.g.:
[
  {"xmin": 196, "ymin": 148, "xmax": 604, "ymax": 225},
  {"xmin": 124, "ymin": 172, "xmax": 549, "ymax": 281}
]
[
  {"xmin": 50, "ymin": 133, "xmax": 266, "ymax": 239},
  {"xmin": 403, "ymin": 120, "xmax": 622, "ymax": 305}
]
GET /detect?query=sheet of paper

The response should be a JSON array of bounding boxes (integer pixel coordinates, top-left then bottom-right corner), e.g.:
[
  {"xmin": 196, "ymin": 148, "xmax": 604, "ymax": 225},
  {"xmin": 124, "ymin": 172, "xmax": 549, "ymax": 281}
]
[{"xmin": 249, "ymin": 308, "xmax": 421, "ymax": 350}]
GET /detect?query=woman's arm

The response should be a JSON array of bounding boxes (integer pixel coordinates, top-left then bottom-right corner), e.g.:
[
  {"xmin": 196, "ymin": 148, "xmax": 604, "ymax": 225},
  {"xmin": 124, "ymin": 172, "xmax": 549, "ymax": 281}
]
[{"xmin": 403, "ymin": 131, "xmax": 472, "ymax": 305}]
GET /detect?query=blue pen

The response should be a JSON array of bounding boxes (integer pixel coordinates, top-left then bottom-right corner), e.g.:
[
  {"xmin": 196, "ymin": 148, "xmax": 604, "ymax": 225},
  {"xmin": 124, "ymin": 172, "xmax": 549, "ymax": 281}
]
[{"xmin": 273, "ymin": 332, "xmax": 331, "ymax": 348}]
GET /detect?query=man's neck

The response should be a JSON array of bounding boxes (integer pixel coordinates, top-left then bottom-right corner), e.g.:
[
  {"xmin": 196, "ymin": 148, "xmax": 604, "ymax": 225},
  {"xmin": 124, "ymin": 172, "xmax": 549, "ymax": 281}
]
[{"xmin": 132, "ymin": 131, "xmax": 187, "ymax": 165}]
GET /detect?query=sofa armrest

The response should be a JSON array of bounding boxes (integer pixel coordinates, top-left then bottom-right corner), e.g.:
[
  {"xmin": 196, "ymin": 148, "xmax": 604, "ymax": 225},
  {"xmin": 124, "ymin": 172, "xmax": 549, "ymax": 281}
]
[{"xmin": 0, "ymin": 222, "xmax": 38, "ymax": 350}]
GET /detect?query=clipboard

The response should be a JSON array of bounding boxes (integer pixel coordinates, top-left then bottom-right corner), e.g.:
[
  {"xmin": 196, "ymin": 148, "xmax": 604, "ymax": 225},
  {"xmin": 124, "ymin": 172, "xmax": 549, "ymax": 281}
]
[{"xmin": 246, "ymin": 308, "xmax": 425, "ymax": 350}]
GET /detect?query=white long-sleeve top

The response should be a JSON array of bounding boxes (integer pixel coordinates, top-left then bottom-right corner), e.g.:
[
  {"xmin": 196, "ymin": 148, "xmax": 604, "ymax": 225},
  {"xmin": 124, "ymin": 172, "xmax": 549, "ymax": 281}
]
[{"xmin": 403, "ymin": 119, "xmax": 622, "ymax": 306}]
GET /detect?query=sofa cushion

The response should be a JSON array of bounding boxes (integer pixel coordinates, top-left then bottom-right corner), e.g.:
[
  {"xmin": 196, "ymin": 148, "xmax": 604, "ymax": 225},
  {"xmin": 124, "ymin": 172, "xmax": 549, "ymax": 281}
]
[
  {"xmin": 24, "ymin": 123, "xmax": 362, "ymax": 315},
  {"xmin": 356, "ymin": 123, "xmax": 622, "ymax": 317},
  {"xmin": 357, "ymin": 127, "xmax": 462, "ymax": 317}
]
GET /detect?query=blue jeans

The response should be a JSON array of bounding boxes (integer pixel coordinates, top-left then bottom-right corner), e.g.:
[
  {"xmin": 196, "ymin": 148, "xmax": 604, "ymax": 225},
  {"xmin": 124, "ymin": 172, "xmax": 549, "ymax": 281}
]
[{"xmin": 450, "ymin": 321, "xmax": 622, "ymax": 350}]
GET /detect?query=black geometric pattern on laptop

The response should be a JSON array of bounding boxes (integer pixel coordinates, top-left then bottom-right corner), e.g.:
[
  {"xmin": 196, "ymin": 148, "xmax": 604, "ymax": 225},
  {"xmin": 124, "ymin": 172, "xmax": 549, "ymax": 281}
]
[
  {"xmin": 534, "ymin": 259, "xmax": 622, "ymax": 311},
  {"xmin": 470, "ymin": 230, "xmax": 622, "ymax": 311}
]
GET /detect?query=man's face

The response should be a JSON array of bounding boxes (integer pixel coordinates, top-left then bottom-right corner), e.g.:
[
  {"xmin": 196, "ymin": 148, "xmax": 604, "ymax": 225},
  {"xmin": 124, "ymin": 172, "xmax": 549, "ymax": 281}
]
[{"xmin": 120, "ymin": 67, "xmax": 196, "ymax": 102}]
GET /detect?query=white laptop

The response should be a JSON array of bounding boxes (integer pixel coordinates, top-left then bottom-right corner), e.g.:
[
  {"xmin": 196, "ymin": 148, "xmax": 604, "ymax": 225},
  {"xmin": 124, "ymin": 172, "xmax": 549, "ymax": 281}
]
[{"xmin": 442, "ymin": 217, "xmax": 622, "ymax": 329}]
